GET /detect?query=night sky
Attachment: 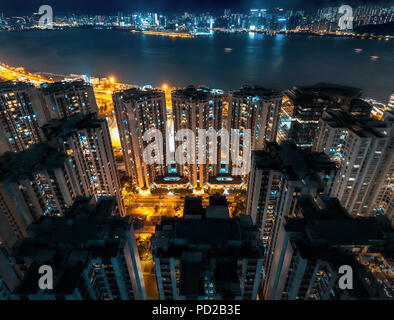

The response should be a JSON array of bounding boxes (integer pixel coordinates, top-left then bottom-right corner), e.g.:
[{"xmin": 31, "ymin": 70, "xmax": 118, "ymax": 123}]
[{"xmin": 0, "ymin": 0, "xmax": 392, "ymax": 15}]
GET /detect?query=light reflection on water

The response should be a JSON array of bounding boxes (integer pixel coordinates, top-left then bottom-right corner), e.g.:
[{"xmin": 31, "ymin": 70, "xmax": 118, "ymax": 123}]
[{"xmin": 0, "ymin": 29, "xmax": 392, "ymax": 100}]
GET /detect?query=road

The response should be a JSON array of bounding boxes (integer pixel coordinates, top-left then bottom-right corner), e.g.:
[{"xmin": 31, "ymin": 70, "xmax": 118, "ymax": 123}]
[{"xmin": 0, "ymin": 63, "xmax": 52, "ymax": 85}]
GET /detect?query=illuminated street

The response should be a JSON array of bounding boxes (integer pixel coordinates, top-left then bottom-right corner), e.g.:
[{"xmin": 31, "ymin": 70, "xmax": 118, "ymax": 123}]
[
  {"xmin": 0, "ymin": 63, "xmax": 52, "ymax": 85},
  {"xmin": 123, "ymin": 189, "xmax": 245, "ymax": 221},
  {"xmin": 0, "ymin": 62, "xmax": 128, "ymax": 148}
]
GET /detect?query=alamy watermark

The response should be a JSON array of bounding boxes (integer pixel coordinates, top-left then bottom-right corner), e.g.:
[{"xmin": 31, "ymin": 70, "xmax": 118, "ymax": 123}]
[
  {"xmin": 338, "ymin": 265, "xmax": 353, "ymax": 290},
  {"xmin": 38, "ymin": 5, "xmax": 53, "ymax": 29},
  {"xmin": 142, "ymin": 128, "xmax": 252, "ymax": 175},
  {"xmin": 38, "ymin": 265, "xmax": 53, "ymax": 290},
  {"xmin": 338, "ymin": 5, "xmax": 353, "ymax": 31}
]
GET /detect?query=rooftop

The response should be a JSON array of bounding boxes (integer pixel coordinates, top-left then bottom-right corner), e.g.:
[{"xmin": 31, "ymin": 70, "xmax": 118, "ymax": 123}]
[
  {"xmin": 43, "ymin": 113, "xmax": 104, "ymax": 140},
  {"xmin": 251, "ymin": 145, "xmax": 282, "ymax": 171},
  {"xmin": 297, "ymin": 82, "xmax": 362, "ymax": 99},
  {"xmin": 232, "ymin": 85, "xmax": 281, "ymax": 99},
  {"xmin": 322, "ymin": 110, "xmax": 388, "ymax": 139},
  {"xmin": 252, "ymin": 142, "xmax": 335, "ymax": 189},
  {"xmin": 114, "ymin": 87, "xmax": 164, "ymax": 102},
  {"xmin": 15, "ymin": 197, "xmax": 121, "ymax": 256},
  {"xmin": 171, "ymin": 85, "xmax": 212, "ymax": 101},
  {"xmin": 0, "ymin": 80, "xmax": 35, "ymax": 93},
  {"xmin": 289, "ymin": 195, "xmax": 386, "ymax": 246},
  {"xmin": 152, "ymin": 196, "xmax": 263, "ymax": 257},
  {"xmin": 306, "ymin": 219, "xmax": 385, "ymax": 246},
  {"xmin": 40, "ymin": 80, "xmax": 91, "ymax": 93},
  {"xmin": 0, "ymin": 144, "xmax": 66, "ymax": 182},
  {"xmin": 280, "ymin": 141, "xmax": 335, "ymax": 185}
]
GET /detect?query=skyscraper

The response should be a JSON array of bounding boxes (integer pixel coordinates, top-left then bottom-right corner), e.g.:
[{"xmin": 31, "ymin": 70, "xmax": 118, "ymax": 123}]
[
  {"xmin": 313, "ymin": 110, "xmax": 394, "ymax": 220},
  {"xmin": 228, "ymin": 86, "xmax": 282, "ymax": 151},
  {"xmin": 0, "ymin": 81, "xmax": 46, "ymax": 154},
  {"xmin": 372, "ymin": 113, "xmax": 394, "ymax": 225},
  {"xmin": 246, "ymin": 141, "xmax": 336, "ymax": 243},
  {"xmin": 0, "ymin": 80, "xmax": 100, "ymax": 155},
  {"xmin": 11, "ymin": 197, "xmax": 145, "ymax": 300},
  {"xmin": 40, "ymin": 80, "xmax": 99, "ymax": 120},
  {"xmin": 280, "ymin": 83, "xmax": 366, "ymax": 148},
  {"xmin": 43, "ymin": 113, "xmax": 124, "ymax": 216},
  {"xmin": 113, "ymin": 88, "xmax": 167, "ymax": 189},
  {"xmin": 152, "ymin": 195, "xmax": 264, "ymax": 300},
  {"xmin": 246, "ymin": 142, "xmax": 336, "ymax": 291},
  {"xmin": 263, "ymin": 195, "xmax": 388, "ymax": 300},
  {"xmin": 172, "ymin": 86, "xmax": 224, "ymax": 187},
  {"xmin": 0, "ymin": 144, "xmax": 82, "ymax": 249}
]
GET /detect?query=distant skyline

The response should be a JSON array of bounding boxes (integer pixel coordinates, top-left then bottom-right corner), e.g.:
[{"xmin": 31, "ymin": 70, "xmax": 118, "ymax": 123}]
[{"xmin": 1, "ymin": 0, "xmax": 393, "ymax": 16}]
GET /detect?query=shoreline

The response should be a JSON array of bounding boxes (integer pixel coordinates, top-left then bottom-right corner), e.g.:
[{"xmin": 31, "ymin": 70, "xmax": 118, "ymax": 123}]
[{"xmin": 0, "ymin": 26, "xmax": 392, "ymax": 40}]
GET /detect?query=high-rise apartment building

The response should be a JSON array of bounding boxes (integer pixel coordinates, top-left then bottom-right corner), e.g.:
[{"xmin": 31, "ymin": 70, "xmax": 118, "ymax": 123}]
[
  {"xmin": 0, "ymin": 81, "xmax": 46, "ymax": 154},
  {"xmin": 279, "ymin": 83, "xmax": 367, "ymax": 148},
  {"xmin": 11, "ymin": 198, "xmax": 145, "ymax": 300},
  {"xmin": 388, "ymin": 92, "xmax": 394, "ymax": 110},
  {"xmin": 113, "ymin": 88, "xmax": 167, "ymax": 189},
  {"xmin": 372, "ymin": 112, "xmax": 394, "ymax": 225},
  {"xmin": 114, "ymin": 85, "xmax": 281, "ymax": 189},
  {"xmin": 246, "ymin": 141, "xmax": 336, "ymax": 243},
  {"xmin": 40, "ymin": 80, "xmax": 99, "ymax": 120},
  {"xmin": 152, "ymin": 196, "xmax": 264, "ymax": 300},
  {"xmin": 313, "ymin": 110, "xmax": 394, "ymax": 219},
  {"xmin": 228, "ymin": 86, "xmax": 282, "ymax": 151},
  {"xmin": 344, "ymin": 98, "xmax": 374, "ymax": 117},
  {"xmin": 264, "ymin": 195, "xmax": 388, "ymax": 300},
  {"xmin": 43, "ymin": 113, "xmax": 124, "ymax": 215},
  {"xmin": 246, "ymin": 142, "xmax": 336, "ymax": 292},
  {"xmin": 0, "ymin": 144, "xmax": 83, "ymax": 249},
  {"xmin": 0, "ymin": 80, "xmax": 100, "ymax": 155},
  {"xmin": 172, "ymin": 86, "xmax": 224, "ymax": 187}
]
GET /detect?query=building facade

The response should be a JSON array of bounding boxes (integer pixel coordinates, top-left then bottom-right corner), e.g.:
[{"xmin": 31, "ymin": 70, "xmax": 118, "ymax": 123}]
[
  {"xmin": 172, "ymin": 86, "xmax": 225, "ymax": 187},
  {"xmin": 264, "ymin": 195, "xmax": 388, "ymax": 300},
  {"xmin": 228, "ymin": 86, "xmax": 282, "ymax": 151},
  {"xmin": 0, "ymin": 80, "xmax": 99, "ymax": 155},
  {"xmin": 40, "ymin": 80, "xmax": 99, "ymax": 120},
  {"xmin": 246, "ymin": 142, "xmax": 337, "ymax": 292},
  {"xmin": 43, "ymin": 113, "xmax": 124, "ymax": 215},
  {"xmin": 0, "ymin": 81, "xmax": 46, "ymax": 154},
  {"xmin": 313, "ymin": 110, "xmax": 394, "ymax": 220},
  {"xmin": 113, "ymin": 88, "xmax": 167, "ymax": 189},
  {"xmin": 279, "ymin": 83, "xmax": 367, "ymax": 149},
  {"xmin": 0, "ymin": 144, "xmax": 83, "ymax": 249},
  {"xmin": 152, "ymin": 196, "xmax": 264, "ymax": 300},
  {"xmin": 11, "ymin": 198, "xmax": 145, "ymax": 300}
]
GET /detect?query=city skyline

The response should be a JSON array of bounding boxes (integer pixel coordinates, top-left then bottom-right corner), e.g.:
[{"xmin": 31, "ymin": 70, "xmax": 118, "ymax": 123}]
[{"xmin": 1, "ymin": 0, "xmax": 393, "ymax": 15}]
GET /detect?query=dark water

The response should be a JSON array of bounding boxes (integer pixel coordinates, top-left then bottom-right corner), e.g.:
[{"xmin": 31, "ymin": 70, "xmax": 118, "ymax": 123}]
[{"xmin": 0, "ymin": 29, "xmax": 393, "ymax": 100}]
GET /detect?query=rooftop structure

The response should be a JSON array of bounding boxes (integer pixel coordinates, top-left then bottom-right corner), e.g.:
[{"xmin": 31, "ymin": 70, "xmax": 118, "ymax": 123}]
[
  {"xmin": 152, "ymin": 196, "xmax": 264, "ymax": 300},
  {"xmin": 264, "ymin": 194, "xmax": 390, "ymax": 300},
  {"xmin": 11, "ymin": 197, "xmax": 145, "ymax": 300}
]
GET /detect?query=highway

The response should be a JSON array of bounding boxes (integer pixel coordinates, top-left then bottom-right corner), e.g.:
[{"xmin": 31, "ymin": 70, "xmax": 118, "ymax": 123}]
[{"xmin": 0, "ymin": 63, "xmax": 52, "ymax": 85}]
